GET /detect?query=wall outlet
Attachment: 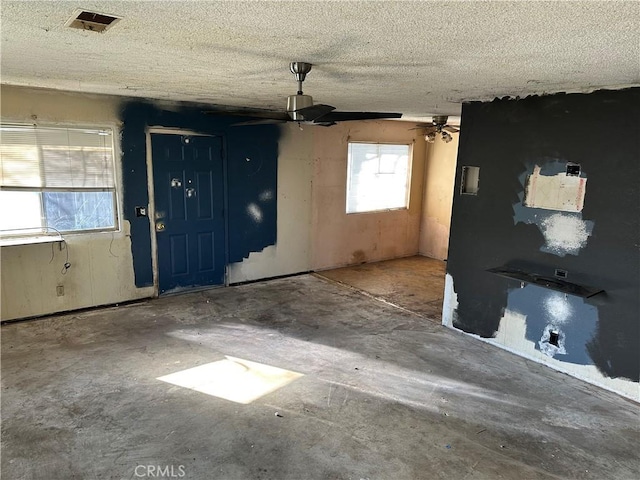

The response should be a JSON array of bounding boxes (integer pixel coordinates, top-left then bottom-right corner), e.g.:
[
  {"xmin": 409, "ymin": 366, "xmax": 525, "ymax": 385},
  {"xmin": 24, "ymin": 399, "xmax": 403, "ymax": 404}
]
[
  {"xmin": 56, "ymin": 285, "xmax": 64, "ymax": 297},
  {"xmin": 135, "ymin": 206, "xmax": 147, "ymax": 217},
  {"xmin": 555, "ymin": 269, "xmax": 568, "ymax": 279}
]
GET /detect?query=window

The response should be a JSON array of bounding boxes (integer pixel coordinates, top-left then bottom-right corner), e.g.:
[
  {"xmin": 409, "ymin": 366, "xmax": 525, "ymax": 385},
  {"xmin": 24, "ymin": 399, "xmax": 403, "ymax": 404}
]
[
  {"xmin": 346, "ymin": 142, "xmax": 411, "ymax": 214},
  {"xmin": 0, "ymin": 125, "xmax": 117, "ymax": 237}
]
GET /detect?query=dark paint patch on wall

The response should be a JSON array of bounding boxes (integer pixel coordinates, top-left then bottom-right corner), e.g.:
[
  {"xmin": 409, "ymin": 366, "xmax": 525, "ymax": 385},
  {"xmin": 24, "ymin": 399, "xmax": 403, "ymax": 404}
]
[
  {"xmin": 120, "ymin": 102, "xmax": 279, "ymax": 287},
  {"xmin": 226, "ymin": 128, "xmax": 277, "ymax": 263},
  {"xmin": 447, "ymin": 88, "xmax": 640, "ymax": 381}
]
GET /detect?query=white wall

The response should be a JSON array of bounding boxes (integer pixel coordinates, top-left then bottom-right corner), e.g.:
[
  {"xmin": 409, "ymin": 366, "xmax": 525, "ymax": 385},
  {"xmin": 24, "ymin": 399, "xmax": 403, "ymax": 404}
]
[
  {"xmin": 419, "ymin": 134, "xmax": 459, "ymax": 260},
  {"xmin": 310, "ymin": 121, "xmax": 426, "ymax": 270},
  {"xmin": 0, "ymin": 85, "xmax": 154, "ymax": 320}
]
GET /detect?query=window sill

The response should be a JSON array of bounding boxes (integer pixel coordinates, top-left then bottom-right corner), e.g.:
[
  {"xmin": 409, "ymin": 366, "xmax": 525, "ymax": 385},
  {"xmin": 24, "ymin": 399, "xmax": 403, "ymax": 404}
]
[
  {"xmin": 346, "ymin": 207, "xmax": 409, "ymax": 215},
  {"xmin": 0, "ymin": 234, "xmax": 64, "ymax": 247}
]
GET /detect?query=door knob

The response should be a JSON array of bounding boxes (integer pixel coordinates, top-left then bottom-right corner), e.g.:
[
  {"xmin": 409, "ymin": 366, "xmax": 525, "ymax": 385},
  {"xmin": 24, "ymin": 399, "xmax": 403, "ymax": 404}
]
[{"xmin": 155, "ymin": 222, "xmax": 165, "ymax": 232}]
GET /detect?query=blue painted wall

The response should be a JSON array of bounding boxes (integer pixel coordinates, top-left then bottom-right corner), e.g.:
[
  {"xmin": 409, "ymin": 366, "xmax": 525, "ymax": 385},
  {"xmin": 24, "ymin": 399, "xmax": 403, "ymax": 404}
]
[
  {"xmin": 447, "ymin": 88, "xmax": 640, "ymax": 381},
  {"xmin": 120, "ymin": 102, "xmax": 280, "ymax": 287}
]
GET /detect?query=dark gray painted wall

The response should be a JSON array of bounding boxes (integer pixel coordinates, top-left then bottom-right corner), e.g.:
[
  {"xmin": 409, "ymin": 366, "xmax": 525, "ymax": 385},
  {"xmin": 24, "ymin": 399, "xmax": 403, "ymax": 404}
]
[{"xmin": 447, "ymin": 88, "xmax": 639, "ymax": 381}]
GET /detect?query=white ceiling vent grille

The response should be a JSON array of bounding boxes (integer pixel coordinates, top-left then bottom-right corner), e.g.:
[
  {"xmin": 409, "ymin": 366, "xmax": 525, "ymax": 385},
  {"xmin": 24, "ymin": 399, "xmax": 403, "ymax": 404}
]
[{"xmin": 65, "ymin": 9, "xmax": 121, "ymax": 33}]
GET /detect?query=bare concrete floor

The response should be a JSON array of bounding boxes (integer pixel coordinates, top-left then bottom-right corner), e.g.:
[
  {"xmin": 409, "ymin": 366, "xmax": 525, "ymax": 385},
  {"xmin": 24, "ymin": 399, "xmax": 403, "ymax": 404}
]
[
  {"xmin": 317, "ymin": 256, "xmax": 446, "ymax": 321},
  {"xmin": 2, "ymin": 275, "xmax": 639, "ymax": 480}
]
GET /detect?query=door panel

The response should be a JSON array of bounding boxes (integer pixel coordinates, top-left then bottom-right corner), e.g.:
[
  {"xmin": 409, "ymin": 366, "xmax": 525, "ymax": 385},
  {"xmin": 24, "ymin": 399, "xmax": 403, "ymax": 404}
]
[
  {"xmin": 196, "ymin": 171, "xmax": 214, "ymax": 218},
  {"xmin": 197, "ymin": 232, "xmax": 215, "ymax": 271},
  {"xmin": 170, "ymin": 234, "xmax": 189, "ymax": 275},
  {"xmin": 152, "ymin": 134, "xmax": 225, "ymax": 294}
]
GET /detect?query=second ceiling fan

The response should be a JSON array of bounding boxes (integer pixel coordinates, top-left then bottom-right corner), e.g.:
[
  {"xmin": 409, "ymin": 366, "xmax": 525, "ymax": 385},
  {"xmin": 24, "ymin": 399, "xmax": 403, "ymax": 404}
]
[
  {"xmin": 420, "ymin": 116, "xmax": 459, "ymax": 143},
  {"xmin": 230, "ymin": 62, "xmax": 403, "ymax": 126}
]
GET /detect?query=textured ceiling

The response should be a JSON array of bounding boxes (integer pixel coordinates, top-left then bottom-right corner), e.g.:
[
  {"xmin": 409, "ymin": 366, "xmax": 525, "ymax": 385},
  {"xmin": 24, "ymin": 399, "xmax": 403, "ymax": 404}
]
[{"xmin": 1, "ymin": 1, "xmax": 639, "ymax": 121}]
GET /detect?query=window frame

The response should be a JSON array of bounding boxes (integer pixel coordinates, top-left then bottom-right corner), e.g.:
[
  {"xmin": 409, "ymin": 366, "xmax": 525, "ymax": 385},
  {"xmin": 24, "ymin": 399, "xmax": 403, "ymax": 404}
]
[
  {"xmin": 345, "ymin": 141, "xmax": 413, "ymax": 215},
  {"xmin": 0, "ymin": 122, "xmax": 122, "ymax": 244}
]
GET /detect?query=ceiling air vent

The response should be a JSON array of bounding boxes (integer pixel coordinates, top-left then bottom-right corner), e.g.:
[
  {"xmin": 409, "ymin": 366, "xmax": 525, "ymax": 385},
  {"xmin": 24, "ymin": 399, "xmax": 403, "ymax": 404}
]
[{"xmin": 65, "ymin": 9, "xmax": 121, "ymax": 33}]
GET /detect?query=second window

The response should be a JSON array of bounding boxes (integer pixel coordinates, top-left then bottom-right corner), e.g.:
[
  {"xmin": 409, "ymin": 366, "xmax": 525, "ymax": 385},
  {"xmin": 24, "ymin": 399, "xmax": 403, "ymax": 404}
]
[{"xmin": 346, "ymin": 142, "xmax": 411, "ymax": 214}]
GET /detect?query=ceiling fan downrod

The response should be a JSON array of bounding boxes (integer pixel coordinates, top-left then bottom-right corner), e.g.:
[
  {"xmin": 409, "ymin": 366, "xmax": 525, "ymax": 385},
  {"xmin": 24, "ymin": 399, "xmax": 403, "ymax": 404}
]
[
  {"xmin": 288, "ymin": 62, "xmax": 314, "ymax": 121},
  {"xmin": 289, "ymin": 62, "xmax": 313, "ymax": 94}
]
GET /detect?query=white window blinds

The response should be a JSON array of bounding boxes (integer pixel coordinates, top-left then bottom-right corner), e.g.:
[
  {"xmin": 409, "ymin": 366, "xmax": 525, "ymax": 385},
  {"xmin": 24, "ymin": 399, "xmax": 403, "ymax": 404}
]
[{"xmin": 0, "ymin": 126, "xmax": 115, "ymax": 189}]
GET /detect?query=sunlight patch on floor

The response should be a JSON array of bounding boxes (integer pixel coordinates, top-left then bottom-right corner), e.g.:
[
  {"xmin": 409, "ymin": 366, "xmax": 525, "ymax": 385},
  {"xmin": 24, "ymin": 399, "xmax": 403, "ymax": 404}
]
[{"xmin": 157, "ymin": 356, "xmax": 304, "ymax": 404}]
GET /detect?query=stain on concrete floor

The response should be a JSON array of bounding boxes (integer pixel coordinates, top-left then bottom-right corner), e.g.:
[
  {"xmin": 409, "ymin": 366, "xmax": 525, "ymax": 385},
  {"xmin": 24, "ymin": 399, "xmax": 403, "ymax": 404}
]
[{"xmin": 1, "ymin": 274, "xmax": 639, "ymax": 479}]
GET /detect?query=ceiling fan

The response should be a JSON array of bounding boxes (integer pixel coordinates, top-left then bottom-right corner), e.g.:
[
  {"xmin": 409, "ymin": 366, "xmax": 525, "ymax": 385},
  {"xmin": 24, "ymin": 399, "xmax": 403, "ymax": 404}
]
[
  {"xmin": 419, "ymin": 116, "xmax": 459, "ymax": 143},
  {"xmin": 208, "ymin": 62, "xmax": 403, "ymax": 126}
]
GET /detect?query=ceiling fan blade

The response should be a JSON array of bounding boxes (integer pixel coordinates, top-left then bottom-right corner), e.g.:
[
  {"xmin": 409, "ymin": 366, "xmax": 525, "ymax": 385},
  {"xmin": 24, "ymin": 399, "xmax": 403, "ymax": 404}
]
[
  {"xmin": 443, "ymin": 126, "xmax": 459, "ymax": 133},
  {"xmin": 231, "ymin": 118, "xmax": 289, "ymax": 126},
  {"xmin": 317, "ymin": 111, "xmax": 403, "ymax": 122},
  {"xmin": 294, "ymin": 104, "xmax": 336, "ymax": 121}
]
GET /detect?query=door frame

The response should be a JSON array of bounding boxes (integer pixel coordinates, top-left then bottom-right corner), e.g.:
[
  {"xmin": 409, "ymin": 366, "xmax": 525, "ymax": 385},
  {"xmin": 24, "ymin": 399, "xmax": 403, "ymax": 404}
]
[{"xmin": 145, "ymin": 127, "xmax": 229, "ymax": 296}]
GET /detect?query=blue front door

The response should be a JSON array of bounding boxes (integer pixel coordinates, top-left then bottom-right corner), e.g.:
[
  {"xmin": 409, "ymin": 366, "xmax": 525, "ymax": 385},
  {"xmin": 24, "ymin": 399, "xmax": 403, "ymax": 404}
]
[{"xmin": 151, "ymin": 133, "xmax": 226, "ymax": 294}]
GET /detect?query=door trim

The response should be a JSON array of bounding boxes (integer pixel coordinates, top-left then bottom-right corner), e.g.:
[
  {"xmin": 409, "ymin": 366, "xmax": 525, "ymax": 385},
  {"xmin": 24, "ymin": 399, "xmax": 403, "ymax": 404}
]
[{"xmin": 145, "ymin": 127, "xmax": 228, "ymax": 296}]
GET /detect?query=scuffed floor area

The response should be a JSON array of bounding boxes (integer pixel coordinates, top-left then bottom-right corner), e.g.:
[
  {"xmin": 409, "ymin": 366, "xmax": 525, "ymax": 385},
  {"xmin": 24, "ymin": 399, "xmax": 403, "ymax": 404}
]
[
  {"xmin": 317, "ymin": 255, "xmax": 446, "ymax": 321},
  {"xmin": 2, "ymin": 274, "xmax": 638, "ymax": 479}
]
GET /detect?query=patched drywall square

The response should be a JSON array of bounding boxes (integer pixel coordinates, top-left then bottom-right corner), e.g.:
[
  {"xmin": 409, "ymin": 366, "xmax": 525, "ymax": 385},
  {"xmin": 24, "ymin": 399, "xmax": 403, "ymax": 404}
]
[{"xmin": 524, "ymin": 165, "xmax": 586, "ymax": 212}]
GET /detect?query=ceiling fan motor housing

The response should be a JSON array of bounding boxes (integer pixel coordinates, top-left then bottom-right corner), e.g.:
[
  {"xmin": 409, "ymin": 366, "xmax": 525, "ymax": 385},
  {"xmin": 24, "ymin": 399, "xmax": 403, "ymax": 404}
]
[
  {"xmin": 287, "ymin": 94, "xmax": 313, "ymax": 121},
  {"xmin": 432, "ymin": 115, "xmax": 449, "ymax": 125},
  {"xmin": 290, "ymin": 62, "xmax": 313, "ymax": 82}
]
